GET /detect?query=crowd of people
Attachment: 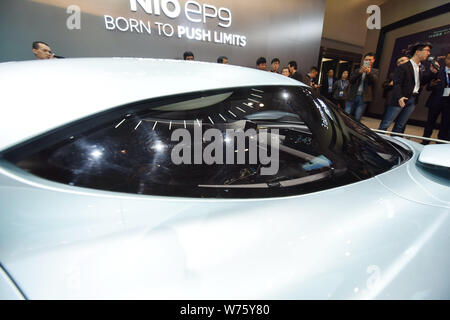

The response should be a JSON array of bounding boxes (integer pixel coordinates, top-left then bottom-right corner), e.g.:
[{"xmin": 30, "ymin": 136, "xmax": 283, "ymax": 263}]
[
  {"xmin": 246, "ymin": 44, "xmax": 449, "ymax": 143},
  {"xmin": 31, "ymin": 41, "xmax": 449, "ymax": 143}
]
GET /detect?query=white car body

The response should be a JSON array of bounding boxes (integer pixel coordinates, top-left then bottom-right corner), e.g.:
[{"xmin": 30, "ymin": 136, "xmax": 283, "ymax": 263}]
[{"xmin": 0, "ymin": 58, "xmax": 449, "ymax": 299}]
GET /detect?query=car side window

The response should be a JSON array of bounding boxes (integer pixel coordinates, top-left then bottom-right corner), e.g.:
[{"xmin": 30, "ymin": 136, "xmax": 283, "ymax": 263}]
[{"xmin": 3, "ymin": 86, "xmax": 410, "ymax": 198}]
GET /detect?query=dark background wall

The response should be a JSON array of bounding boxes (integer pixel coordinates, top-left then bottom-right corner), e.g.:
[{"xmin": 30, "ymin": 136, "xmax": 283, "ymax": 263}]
[{"xmin": 0, "ymin": 0, "xmax": 326, "ymax": 76}]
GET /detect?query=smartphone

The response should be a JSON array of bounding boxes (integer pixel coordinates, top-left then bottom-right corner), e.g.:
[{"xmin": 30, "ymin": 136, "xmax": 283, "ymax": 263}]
[{"xmin": 363, "ymin": 61, "xmax": 370, "ymax": 68}]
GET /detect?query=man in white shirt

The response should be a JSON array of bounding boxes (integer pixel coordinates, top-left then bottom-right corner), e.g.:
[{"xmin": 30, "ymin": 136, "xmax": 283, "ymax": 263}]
[{"xmin": 379, "ymin": 42, "xmax": 439, "ymax": 133}]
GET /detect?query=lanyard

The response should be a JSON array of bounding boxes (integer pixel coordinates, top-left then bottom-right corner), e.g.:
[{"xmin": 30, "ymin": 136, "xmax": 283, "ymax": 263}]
[{"xmin": 341, "ymin": 80, "xmax": 347, "ymax": 89}]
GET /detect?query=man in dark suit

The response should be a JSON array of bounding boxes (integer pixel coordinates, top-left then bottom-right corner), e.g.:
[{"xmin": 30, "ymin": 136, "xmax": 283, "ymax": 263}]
[
  {"xmin": 344, "ymin": 52, "xmax": 379, "ymax": 121},
  {"xmin": 321, "ymin": 69, "xmax": 335, "ymax": 102},
  {"xmin": 304, "ymin": 66, "xmax": 320, "ymax": 96},
  {"xmin": 379, "ymin": 42, "xmax": 439, "ymax": 133},
  {"xmin": 422, "ymin": 52, "xmax": 450, "ymax": 143},
  {"xmin": 288, "ymin": 61, "xmax": 304, "ymax": 82}
]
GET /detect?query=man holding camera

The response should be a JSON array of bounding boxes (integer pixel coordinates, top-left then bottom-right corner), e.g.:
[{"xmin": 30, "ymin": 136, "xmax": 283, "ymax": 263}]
[{"xmin": 345, "ymin": 52, "xmax": 379, "ymax": 121}]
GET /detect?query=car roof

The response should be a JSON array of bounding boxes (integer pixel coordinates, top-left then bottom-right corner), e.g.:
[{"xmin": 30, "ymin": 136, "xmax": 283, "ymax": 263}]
[{"xmin": 0, "ymin": 58, "xmax": 305, "ymax": 152}]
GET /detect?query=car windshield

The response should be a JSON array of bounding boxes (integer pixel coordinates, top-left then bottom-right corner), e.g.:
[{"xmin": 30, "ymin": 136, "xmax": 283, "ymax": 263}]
[{"xmin": 3, "ymin": 86, "xmax": 412, "ymax": 198}]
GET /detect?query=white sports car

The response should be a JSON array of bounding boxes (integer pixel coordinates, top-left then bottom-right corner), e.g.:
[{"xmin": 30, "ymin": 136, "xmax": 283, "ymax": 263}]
[{"xmin": 0, "ymin": 58, "xmax": 449, "ymax": 299}]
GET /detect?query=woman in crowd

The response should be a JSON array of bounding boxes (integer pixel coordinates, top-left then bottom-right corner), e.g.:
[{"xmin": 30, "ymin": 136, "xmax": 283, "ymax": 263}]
[
  {"xmin": 281, "ymin": 67, "xmax": 291, "ymax": 77},
  {"xmin": 332, "ymin": 70, "xmax": 349, "ymax": 109}
]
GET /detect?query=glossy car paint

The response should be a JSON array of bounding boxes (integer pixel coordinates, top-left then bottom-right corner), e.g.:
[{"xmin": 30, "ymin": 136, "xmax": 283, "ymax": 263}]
[
  {"xmin": 418, "ymin": 144, "xmax": 450, "ymax": 168},
  {"xmin": 0, "ymin": 59, "xmax": 448, "ymax": 299},
  {"xmin": 0, "ymin": 58, "xmax": 304, "ymax": 151}
]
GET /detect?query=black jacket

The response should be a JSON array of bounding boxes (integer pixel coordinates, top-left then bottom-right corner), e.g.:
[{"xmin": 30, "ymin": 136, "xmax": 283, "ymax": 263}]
[
  {"xmin": 321, "ymin": 77, "xmax": 335, "ymax": 97},
  {"xmin": 425, "ymin": 67, "xmax": 448, "ymax": 109},
  {"xmin": 390, "ymin": 60, "xmax": 435, "ymax": 106},
  {"xmin": 303, "ymin": 74, "xmax": 320, "ymax": 96},
  {"xmin": 382, "ymin": 72, "xmax": 395, "ymax": 98},
  {"xmin": 332, "ymin": 79, "xmax": 350, "ymax": 100},
  {"xmin": 347, "ymin": 68, "xmax": 379, "ymax": 102},
  {"xmin": 290, "ymin": 71, "xmax": 304, "ymax": 83}
]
